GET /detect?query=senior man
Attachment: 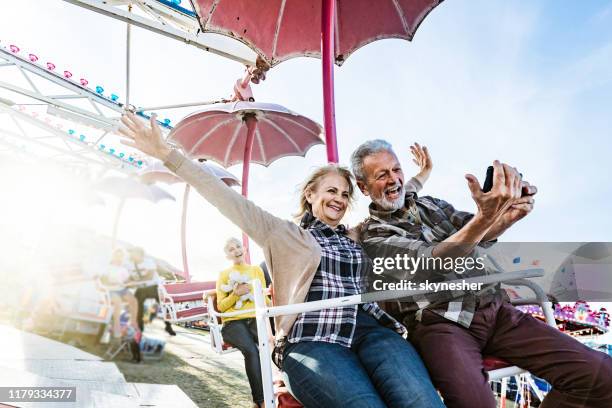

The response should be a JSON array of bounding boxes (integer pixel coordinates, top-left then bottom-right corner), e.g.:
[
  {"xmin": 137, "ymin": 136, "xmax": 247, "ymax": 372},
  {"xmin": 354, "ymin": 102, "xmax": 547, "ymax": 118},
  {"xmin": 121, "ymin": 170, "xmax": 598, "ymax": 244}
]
[{"xmin": 351, "ymin": 139, "xmax": 612, "ymax": 408}]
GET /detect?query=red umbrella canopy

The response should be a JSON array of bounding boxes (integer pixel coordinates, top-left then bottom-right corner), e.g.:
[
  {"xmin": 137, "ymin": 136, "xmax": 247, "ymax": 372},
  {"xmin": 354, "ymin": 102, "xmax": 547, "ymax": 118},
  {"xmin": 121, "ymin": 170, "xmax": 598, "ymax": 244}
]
[
  {"xmin": 193, "ymin": 0, "xmax": 443, "ymax": 66},
  {"xmin": 168, "ymin": 101, "xmax": 324, "ymax": 168}
]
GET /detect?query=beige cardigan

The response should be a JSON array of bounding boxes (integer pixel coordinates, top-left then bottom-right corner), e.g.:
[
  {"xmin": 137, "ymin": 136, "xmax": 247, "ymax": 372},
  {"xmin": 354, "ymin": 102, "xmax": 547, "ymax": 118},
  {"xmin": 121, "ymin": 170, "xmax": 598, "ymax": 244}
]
[{"xmin": 165, "ymin": 150, "xmax": 322, "ymax": 337}]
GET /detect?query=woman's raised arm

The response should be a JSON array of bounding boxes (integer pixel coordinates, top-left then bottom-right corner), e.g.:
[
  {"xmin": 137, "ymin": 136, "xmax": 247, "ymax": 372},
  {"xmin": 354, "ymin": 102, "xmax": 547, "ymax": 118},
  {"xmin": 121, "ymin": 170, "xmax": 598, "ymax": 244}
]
[{"xmin": 119, "ymin": 112, "xmax": 288, "ymax": 247}]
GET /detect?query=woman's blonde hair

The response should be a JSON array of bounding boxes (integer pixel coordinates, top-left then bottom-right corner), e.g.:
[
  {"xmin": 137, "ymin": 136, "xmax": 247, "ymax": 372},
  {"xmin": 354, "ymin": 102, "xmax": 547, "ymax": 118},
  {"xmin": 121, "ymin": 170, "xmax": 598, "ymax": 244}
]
[{"xmin": 295, "ymin": 165, "xmax": 355, "ymax": 220}]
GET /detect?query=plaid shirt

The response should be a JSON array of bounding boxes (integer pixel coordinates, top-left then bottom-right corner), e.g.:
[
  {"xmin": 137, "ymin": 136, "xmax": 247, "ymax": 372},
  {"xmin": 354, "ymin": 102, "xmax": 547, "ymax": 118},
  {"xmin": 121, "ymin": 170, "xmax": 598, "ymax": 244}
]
[
  {"xmin": 360, "ymin": 192, "xmax": 500, "ymax": 330},
  {"xmin": 287, "ymin": 213, "xmax": 406, "ymax": 347}
]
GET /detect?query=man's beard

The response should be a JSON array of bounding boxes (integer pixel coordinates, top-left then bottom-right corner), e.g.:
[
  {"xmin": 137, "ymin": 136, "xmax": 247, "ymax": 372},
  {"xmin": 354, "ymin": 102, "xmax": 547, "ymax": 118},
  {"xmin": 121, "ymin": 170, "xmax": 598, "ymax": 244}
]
[{"xmin": 373, "ymin": 183, "xmax": 406, "ymax": 211}]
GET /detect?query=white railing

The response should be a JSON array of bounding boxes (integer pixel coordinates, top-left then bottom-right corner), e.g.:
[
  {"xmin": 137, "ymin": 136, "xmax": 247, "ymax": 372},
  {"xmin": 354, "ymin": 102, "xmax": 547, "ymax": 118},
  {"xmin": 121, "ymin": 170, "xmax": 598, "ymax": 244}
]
[
  {"xmin": 207, "ymin": 267, "xmax": 555, "ymax": 408},
  {"xmin": 253, "ymin": 268, "xmax": 555, "ymax": 408}
]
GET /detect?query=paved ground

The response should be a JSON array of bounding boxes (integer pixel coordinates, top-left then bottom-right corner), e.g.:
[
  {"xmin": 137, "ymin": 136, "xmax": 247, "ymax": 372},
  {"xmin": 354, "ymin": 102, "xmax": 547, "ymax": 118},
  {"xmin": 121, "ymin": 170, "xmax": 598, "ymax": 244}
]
[
  {"xmin": 0, "ymin": 323, "xmax": 199, "ymax": 407},
  {"xmin": 105, "ymin": 320, "xmax": 254, "ymax": 408}
]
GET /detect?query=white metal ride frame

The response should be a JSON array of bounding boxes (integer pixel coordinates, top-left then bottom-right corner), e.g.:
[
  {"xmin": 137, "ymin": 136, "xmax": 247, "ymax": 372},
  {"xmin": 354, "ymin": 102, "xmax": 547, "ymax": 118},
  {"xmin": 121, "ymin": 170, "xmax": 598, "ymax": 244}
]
[
  {"xmin": 0, "ymin": 45, "xmax": 171, "ymax": 174},
  {"xmin": 214, "ymin": 262, "xmax": 556, "ymax": 408},
  {"xmin": 61, "ymin": 0, "xmax": 256, "ymax": 66}
]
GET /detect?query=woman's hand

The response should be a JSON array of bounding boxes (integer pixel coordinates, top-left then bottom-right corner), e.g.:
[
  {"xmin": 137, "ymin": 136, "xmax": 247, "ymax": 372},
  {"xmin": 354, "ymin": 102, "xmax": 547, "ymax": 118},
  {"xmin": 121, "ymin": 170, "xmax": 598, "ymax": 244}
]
[
  {"xmin": 119, "ymin": 112, "xmax": 172, "ymax": 161},
  {"xmin": 233, "ymin": 283, "xmax": 250, "ymax": 297}
]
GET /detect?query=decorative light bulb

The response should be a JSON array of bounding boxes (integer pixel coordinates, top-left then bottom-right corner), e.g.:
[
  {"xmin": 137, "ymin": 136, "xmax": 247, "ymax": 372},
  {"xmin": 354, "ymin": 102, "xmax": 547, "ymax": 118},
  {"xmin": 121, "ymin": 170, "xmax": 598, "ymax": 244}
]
[
  {"xmin": 28, "ymin": 54, "xmax": 38, "ymax": 62},
  {"xmin": 9, "ymin": 45, "xmax": 19, "ymax": 53},
  {"xmin": 95, "ymin": 86, "xmax": 104, "ymax": 94},
  {"xmin": 46, "ymin": 62, "xmax": 56, "ymax": 71}
]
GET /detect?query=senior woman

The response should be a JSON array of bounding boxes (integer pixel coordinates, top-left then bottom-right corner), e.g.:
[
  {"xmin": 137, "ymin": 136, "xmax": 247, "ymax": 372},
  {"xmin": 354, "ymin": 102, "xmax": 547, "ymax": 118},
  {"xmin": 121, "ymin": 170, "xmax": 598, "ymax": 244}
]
[
  {"xmin": 119, "ymin": 113, "xmax": 443, "ymax": 408},
  {"xmin": 217, "ymin": 237, "xmax": 270, "ymax": 408}
]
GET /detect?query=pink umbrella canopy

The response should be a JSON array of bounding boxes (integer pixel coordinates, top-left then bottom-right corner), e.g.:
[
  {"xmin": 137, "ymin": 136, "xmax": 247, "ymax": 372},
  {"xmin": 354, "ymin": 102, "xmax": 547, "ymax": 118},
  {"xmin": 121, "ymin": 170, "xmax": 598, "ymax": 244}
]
[
  {"xmin": 192, "ymin": 0, "xmax": 443, "ymax": 165},
  {"xmin": 93, "ymin": 176, "xmax": 175, "ymax": 249},
  {"xmin": 168, "ymin": 101, "xmax": 324, "ymax": 167},
  {"xmin": 94, "ymin": 176, "xmax": 175, "ymax": 203},
  {"xmin": 138, "ymin": 159, "xmax": 241, "ymax": 282},
  {"xmin": 193, "ymin": 0, "xmax": 443, "ymax": 67},
  {"xmin": 139, "ymin": 160, "xmax": 241, "ymax": 187},
  {"xmin": 169, "ymin": 101, "xmax": 323, "ymax": 264}
]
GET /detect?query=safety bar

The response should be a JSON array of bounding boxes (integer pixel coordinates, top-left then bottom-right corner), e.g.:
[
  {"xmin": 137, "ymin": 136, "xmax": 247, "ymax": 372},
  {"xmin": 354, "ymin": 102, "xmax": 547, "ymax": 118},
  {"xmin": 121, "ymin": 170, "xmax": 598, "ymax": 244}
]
[
  {"xmin": 261, "ymin": 269, "xmax": 543, "ymax": 319},
  {"xmin": 253, "ymin": 268, "xmax": 546, "ymax": 407},
  {"xmin": 503, "ymin": 278, "xmax": 556, "ymax": 327}
]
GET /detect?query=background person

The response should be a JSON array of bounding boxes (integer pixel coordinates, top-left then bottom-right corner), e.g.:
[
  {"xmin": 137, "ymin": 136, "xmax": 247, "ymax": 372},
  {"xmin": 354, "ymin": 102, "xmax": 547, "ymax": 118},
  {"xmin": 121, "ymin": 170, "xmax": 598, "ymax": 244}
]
[
  {"xmin": 128, "ymin": 247, "xmax": 176, "ymax": 336},
  {"xmin": 217, "ymin": 237, "xmax": 270, "ymax": 408},
  {"xmin": 100, "ymin": 248, "xmax": 139, "ymax": 339}
]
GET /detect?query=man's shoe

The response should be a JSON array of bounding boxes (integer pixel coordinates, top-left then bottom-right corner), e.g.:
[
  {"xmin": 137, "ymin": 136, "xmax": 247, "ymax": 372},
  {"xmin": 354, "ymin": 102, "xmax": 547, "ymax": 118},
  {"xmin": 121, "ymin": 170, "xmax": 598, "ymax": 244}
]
[{"xmin": 164, "ymin": 323, "xmax": 176, "ymax": 336}]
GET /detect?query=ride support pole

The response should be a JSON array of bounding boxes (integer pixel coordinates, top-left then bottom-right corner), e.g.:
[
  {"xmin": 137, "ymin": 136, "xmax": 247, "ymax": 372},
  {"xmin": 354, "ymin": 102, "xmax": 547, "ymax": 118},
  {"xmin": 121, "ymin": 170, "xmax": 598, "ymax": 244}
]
[
  {"xmin": 321, "ymin": 0, "xmax": 339, "ymax": 163},
  {"xmin": 253, "ymin": 278, "xmax": 275, "ymax": 407},
  {"xmin": 241, "ymin": 116, "xmax": 257, "ymax": 263},
  {"xmin": 180, "ymin": 184, "xmax": 191, "ymax": 282}
]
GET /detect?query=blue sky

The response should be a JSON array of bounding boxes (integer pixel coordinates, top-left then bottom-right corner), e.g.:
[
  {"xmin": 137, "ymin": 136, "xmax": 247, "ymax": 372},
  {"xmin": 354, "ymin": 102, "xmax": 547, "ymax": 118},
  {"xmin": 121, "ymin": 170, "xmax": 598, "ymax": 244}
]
[{"xmin": 1, "ymin": 0, "xmax": 611, "ymax": 283}]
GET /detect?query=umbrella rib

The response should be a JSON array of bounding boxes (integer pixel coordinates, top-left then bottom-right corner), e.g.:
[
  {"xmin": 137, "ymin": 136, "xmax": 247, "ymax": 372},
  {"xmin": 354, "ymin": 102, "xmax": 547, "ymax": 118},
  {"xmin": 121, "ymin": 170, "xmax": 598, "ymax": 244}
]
[
  {"xmin": 260, "ymin": 117, "xmax": 300, "ymax": 151},
  {"xmin": 334, "ymin": 0, "xmax": 341, "ymax": 54},
  {"xmin": 255, "ymin": 126, "xmax": 267, "ymax": 164},
  {"xmin": 272, "ymin": 0, "xmax": 287, "ymax": 58},
  {"xmin": 171, "ymin": 112, "xmax": 228, "ymax": 136},
  {"xmin": 391, "ymin": 0, "xmax": 411, "ymax": 35},
  {"xmin": 205, "ymin": 0, "xmax": 222, "ymax": 26},
  {"xmin": 223, "ymin": 121, "xmax": 243, "ymax": 166},
  {"xmin": 274, "ymin": 115, "xmax": 323, "ymax": 140},
  {"xmin": 189, "ymin": 117, "xmax": 236, "ymax": 155}
]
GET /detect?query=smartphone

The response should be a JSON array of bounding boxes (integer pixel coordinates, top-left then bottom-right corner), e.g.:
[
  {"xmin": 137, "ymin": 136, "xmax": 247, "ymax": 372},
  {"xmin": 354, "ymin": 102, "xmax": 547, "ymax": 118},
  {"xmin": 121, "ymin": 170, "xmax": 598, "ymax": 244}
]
[
  {"xmin": 482, "ymin": 166, "xmax": 526, "ymax": 194},
  {"xmin": 482, "ymin": 166, "xmax": 494, "ymax": 192}
]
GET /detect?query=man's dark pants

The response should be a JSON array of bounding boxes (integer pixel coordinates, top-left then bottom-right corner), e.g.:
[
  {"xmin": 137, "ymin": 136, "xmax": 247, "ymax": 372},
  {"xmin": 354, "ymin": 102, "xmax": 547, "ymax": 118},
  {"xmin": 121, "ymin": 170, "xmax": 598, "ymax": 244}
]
[
  {"xmin": 134, "ymin": 285, "xmax": 174, "ymax": 334},
  {"xmin": 134, "ymin": 285, "xmax": 159, "ymax": 331},
  {"xmin": 410, "ymin": 298, "xmax": 612, "ymax": 408}
]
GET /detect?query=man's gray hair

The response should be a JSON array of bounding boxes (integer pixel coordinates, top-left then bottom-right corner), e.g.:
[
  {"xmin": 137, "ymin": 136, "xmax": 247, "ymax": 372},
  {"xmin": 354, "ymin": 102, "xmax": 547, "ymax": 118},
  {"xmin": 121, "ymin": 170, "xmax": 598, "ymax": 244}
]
[{"xmin": 350, "ymin": 139, "xmax": 394, "ymax": 181}]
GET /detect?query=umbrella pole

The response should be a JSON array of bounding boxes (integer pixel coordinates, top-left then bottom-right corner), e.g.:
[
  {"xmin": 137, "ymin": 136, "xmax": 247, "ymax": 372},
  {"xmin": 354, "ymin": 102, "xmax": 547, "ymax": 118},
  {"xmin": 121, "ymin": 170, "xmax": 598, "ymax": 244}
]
[
  {"xmin": 111, "ymin": 198, "xmax": 126, "ymax": 249},
  {"xmin": 126, "ymin": 4, "xmax": 132, "ymax": 107},
  {"xmin": 241, "ymin": 116, "xmax": 257, "ymax": 264},
  {"xmin": 322, "ymin": 0, "xmax": 339, "ymax": 163},
  {"xmin": 181, "ymin": 184, "xmax": 191, "ymax": 282}
]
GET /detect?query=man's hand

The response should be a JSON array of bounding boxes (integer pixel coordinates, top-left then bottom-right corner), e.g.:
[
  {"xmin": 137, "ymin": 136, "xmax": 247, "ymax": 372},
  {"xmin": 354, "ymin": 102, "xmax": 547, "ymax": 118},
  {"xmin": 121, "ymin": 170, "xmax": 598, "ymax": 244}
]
[
  {"xmin": 431, "ymin": 162, "xmax": 535, "ymax": 258},
  {"xmin": 410, "ymin": 143, "xmax": 433, "ymax": 185},
  {"xmin": 465, "ymin": 161, "xmax": 523, "ymax": 224},
  {"xmin": 119, "ymin": 112, "xmax": 172, "ymax": 161},
  {"xmin": 233, "ymin": 283, "xmax": 250, "ymax": 297},
  {"xmin": 505, "ymin": 180, "xmax": 537, "ymax": 222},
  {"xmin": 488, "ymin": 180, "xmax": 536, "ymax": 228}
]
